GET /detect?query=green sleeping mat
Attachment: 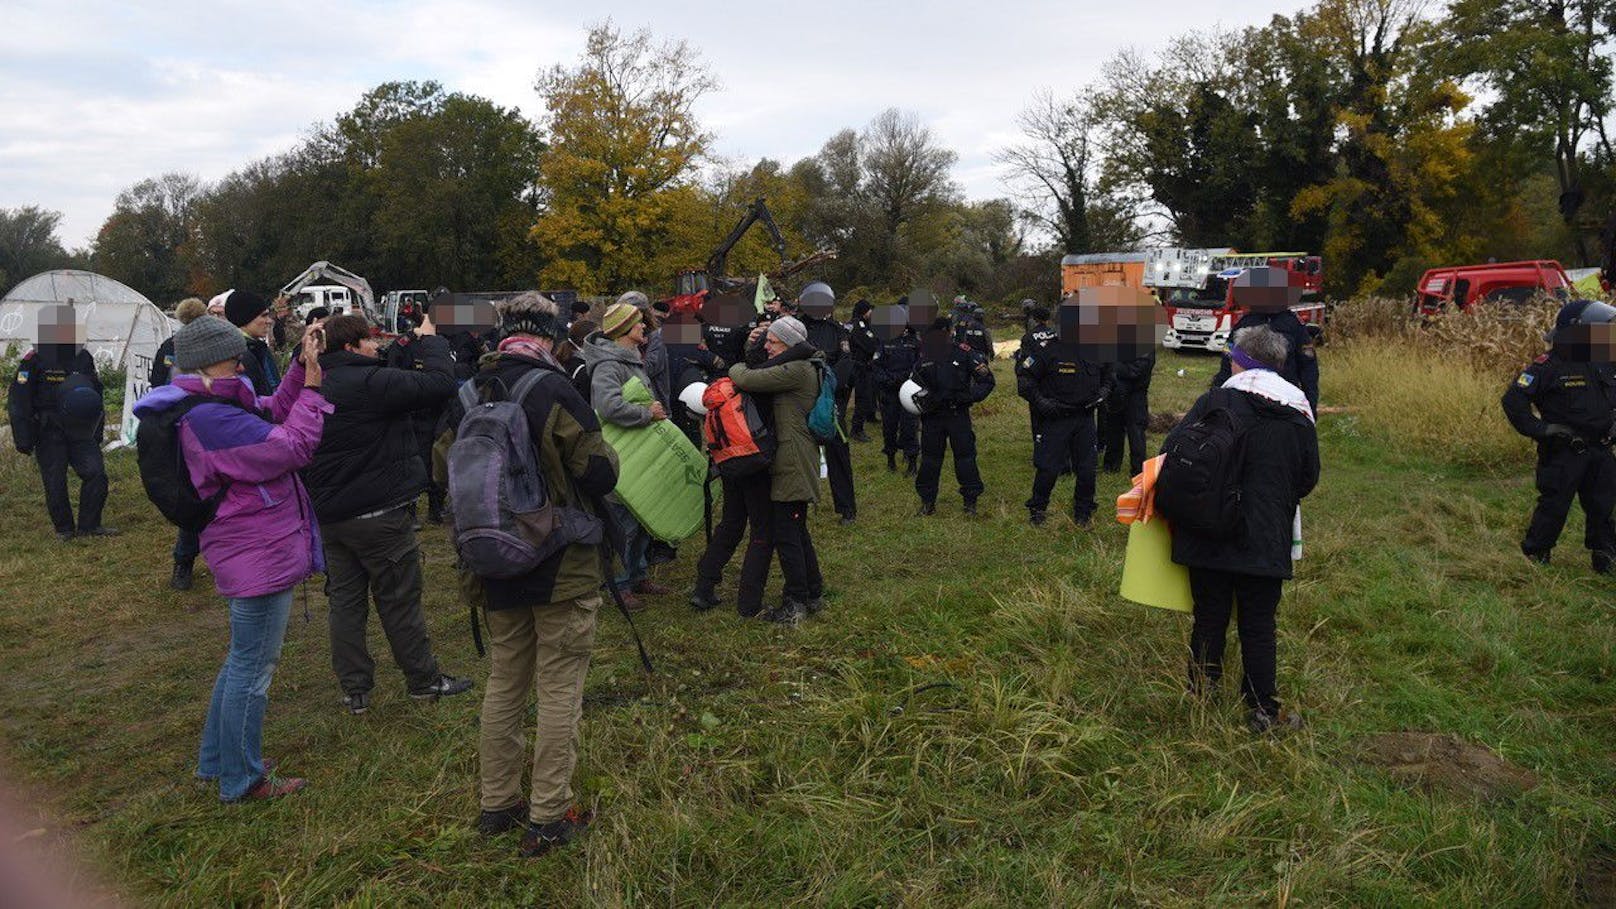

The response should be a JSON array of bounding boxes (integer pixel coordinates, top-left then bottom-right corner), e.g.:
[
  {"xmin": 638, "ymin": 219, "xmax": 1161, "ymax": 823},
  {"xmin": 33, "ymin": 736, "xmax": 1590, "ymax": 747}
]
[{"xmin": 599, "ymin": 376, "xmax": 709, "ymax": 543}]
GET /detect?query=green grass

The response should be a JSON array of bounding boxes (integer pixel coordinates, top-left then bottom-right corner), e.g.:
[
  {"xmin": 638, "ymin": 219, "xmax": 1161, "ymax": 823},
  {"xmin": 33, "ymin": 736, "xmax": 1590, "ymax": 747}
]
[{"xmin": 1, "ymin": 350, "xmax": 1613, "ymax": 906}]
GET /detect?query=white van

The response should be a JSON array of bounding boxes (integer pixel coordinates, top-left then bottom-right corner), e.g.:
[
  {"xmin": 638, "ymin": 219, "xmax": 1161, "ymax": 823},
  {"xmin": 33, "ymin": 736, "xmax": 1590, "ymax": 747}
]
[{"xmin": 293, "ymin": 285, "xmax": 354, "ymax": 318}]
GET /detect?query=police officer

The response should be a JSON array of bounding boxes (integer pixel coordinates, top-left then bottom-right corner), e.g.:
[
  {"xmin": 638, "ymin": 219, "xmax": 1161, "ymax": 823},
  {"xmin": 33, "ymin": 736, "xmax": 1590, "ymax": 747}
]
[
  {"xmin": 848, "ymin": 300, "xmax": 880, "ymax": 442},
  {"xmin": 1501, "ymin": 299, "xmax": 1616, "ymax": 572},
  {"xmin": 385, "ymin": 307, "xmax": 450, "ymax": 524},
  {"xmin": 873, "ymin": 314, "xmax": 921, "ymax": 474},
  {"xmin": 1014, "ymin": 305, "xmax": 1058, "ymax": 451},
  {"xmin": 953, "ymin": 301, "xmax": 994, "ymax": 359},
  {"xmin": 1019, "ymin": 329, "xmax": 1115, "ymax": 526},
  {"xmin": 800, "ymin": 283, "xmax": 857, "ymax": 524},
  {"xmin": 1211, "ymin": 308, "xmax": 1318, "ymax": 412},
  {"xmin": 911, "ymin": 318, "xmax": 995, "ymax": 515},
  {"xmin": 7, "ymin": 307, "xmax": 117, "ymax": 541},
  {"xmin": 1101, "ymin": 344, "xmax": 1156, "ymax": 476}
]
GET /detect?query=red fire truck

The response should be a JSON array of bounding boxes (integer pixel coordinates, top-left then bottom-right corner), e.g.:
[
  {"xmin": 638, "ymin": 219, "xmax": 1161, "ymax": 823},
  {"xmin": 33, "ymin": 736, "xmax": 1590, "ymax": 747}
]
[{"xmin": 1160, "ymin": 253, "xmax": 1325, "ymax": 351}]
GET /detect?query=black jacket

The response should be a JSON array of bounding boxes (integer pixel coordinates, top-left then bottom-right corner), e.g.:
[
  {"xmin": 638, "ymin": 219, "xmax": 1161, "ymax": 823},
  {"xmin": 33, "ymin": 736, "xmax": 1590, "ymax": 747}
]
[
  {"xmin": 1113, "ymin": 352, "xmax": 1156, "ymax": 395},
  {"xmin": 1211, "ymin": 310, "xmax": 1319, "ymax": 410},
  {"xmin": 849, "ymin": 317, "xmax": 880, "ymax": 364},
  {"xmin": 149, "ymin": 336, "xmax": 177, "ymax": 388},
  {"xmin": 1166, "ymin": 389, "xmax": 1320, "ymax": 579},
  {"xmin": 8, "ymin": 345, "xmax": 102, "ymax": 451},
  {"xmin": 873, "ymin": 331, "xmax": 920, "ymax": 387},
  {"xmin": 301, "ymin": 336, "xmax": 457, "ymax": 523},
  {"xmin": 1017, "ymin": 339, "xmax": 1114, "ymax": 416},
  {"xmin": 242, "ymin": 334, "xmax": 280, "ymax": 396},
  {"xmin": 1501, "ymin": 353, "xmax": 1616, "ymax": 443},
  {"xmin": 913, "ymin": 341, "xmax": 995, "ymax": 413}
]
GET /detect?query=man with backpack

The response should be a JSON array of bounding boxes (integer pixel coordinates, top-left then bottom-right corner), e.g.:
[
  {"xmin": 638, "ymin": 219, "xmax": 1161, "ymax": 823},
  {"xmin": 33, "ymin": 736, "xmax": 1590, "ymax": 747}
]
[
  {"xmin": 301, "ymin": 314, "xmax": 471, "ymax": 715},
  {"xmin": 436, "ymin": 292, "xmax": 619, "ymax": 858},
  {"xmin": 730, "ymin": 315, "xmax": 827, "ymax": 624},
  {"xmin": 7, "ymin": 304, "xmax": 117, "ymax": 542},
  {"xmin": 910, "ymin": 317, "xmax": 996, "ymax": 516},
  {"xmin": 1159, "ymin": 324, "xmax": 1319, "ymax": 734}
]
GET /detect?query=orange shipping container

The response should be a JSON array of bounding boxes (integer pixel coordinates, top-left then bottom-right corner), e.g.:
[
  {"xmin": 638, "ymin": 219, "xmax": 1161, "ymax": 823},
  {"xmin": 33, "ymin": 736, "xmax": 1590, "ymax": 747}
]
[{"xmin": 1060, "ymin": 253, "xmax": 1149, "ymax": 297}]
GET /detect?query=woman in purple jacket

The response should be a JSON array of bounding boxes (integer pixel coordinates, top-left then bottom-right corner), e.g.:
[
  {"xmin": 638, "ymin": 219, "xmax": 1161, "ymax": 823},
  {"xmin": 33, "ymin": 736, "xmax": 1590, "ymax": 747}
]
[{"xmin": 133, "ymin": 316, "xmax": 331, "ymax": 801}]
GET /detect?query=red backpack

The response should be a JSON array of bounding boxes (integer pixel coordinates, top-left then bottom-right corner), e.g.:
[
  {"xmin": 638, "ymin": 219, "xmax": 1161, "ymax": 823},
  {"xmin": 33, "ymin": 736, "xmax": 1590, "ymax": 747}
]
[{"xmin": 702, "ymin": 378, "xmax": 775, "ymax": 479}]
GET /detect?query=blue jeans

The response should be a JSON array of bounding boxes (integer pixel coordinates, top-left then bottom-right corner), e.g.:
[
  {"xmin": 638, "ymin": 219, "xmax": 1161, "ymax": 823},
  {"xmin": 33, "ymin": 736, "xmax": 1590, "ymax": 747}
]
[
  {"xmin": 174, "ymin": 528, "xmax": 200, "ymax": 563},
  {"xmin": 197, "ymin": 588, "xmax": 293, "ymax": 801},
  {"xmin": 609, "ymin": 500, "xmax": 648, "ymax": 588}
]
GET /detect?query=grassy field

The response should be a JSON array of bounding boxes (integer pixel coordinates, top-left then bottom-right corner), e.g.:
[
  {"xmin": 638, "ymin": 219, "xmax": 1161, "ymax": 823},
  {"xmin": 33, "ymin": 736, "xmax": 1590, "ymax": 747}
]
[{"xmin": 1, "ymin": 349, "xmax": 1613, "ymax": 906}]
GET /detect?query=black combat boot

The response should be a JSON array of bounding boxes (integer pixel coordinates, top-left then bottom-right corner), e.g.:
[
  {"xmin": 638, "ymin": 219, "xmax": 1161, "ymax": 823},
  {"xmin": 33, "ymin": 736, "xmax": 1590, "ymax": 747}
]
[{"xmin": 171, "ymin": 559, "xmax": 195, "ymax": 591}]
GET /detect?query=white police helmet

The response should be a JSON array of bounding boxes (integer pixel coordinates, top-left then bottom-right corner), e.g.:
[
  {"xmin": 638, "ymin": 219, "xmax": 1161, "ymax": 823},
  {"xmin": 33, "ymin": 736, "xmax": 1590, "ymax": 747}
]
[
  {"xmin": 899, "ymin": 378, "xmax": 925, "ymax": 416},
  {"xmin": 678, "ymin": 381, "xmax": 709, "ymax": 417}
]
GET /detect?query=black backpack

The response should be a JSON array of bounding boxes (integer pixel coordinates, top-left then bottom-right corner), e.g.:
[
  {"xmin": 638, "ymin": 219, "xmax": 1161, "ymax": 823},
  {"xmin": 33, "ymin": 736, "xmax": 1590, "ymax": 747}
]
[
  {"xmin": 1155, "ymin": 390, "xmax": 1252, "ymax": 536},
  {"xmin": 136, "ymin": 396, "xmax": 244, "ymax": 533}
]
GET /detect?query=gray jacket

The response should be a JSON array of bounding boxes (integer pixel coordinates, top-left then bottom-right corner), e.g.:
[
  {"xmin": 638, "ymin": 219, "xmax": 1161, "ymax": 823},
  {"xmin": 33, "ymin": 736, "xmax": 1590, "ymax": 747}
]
[
  {"xmin": 642, "ymin": 327, "xmax": 671, "ymax": 409},
  {"xmin": 581, "ymin": 333, "xmax": 656, "ymax": 428}
]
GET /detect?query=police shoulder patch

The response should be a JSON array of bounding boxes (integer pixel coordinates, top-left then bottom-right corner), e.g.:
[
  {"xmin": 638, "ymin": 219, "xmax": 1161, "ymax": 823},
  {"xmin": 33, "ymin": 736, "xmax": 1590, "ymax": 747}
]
[
  {"xmin": 16, "ymin": 371, "xmax": 27, "ymax": 384},
  {"xmin": 1022, "ymin": 357, "xmax": 1035, "ymax": 370},
  {"xmin": 1516, "ymin": 372, "xmax": 1534, "ymax": 388}
]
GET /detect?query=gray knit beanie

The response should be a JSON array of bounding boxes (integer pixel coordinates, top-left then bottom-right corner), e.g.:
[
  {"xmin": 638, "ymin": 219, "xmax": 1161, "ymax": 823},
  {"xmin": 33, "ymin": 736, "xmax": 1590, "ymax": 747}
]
[
  {"xmin": 767, "ymin": 315, "xmax": 808, "ymax": 348},
  {"xmin": 174, "ymin": 315, "xmax": 248, "ymax": 370}
]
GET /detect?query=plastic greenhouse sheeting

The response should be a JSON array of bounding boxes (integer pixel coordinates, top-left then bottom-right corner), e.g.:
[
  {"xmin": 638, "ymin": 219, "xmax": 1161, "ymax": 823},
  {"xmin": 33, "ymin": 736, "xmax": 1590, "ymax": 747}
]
[{"xmin": 0, "ymin": 270, "xmax": 176, "ymax": 447}]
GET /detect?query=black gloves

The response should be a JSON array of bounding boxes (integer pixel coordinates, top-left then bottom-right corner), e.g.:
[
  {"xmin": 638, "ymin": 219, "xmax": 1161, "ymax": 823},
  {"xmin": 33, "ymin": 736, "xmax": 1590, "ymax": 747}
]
[{"xmin": 1542, "ymin": 424, "xmax": 1577, "ymax": 443}]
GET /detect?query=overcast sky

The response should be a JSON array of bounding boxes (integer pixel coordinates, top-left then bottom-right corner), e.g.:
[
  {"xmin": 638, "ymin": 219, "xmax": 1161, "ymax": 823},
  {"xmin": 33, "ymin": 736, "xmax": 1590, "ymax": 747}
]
[{"xmin": 2, "ymin": 0, "xmax": 1311, "ymax": 249}]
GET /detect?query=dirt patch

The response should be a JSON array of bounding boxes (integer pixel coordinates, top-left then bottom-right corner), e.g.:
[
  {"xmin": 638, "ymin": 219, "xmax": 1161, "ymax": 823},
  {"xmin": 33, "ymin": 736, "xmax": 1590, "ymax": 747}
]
[
  {"xmin": 1358, "ymin": 732, "xmax": 1539, "ymax": 801},
  {"xmin": 1578, "ymin": 848, "xmax": 1616, "ymax": 907}
]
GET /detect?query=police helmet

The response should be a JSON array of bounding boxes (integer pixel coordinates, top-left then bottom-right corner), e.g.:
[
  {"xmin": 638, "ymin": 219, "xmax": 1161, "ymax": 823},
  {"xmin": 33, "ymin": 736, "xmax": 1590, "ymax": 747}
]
[
  {"xmin": 1555, "ymin": 299, "xmax": 1616, "ymax": 331},
  {"xmin": 899, "ymin": 378, "xmax": 926, "ymax": 416},
  {"xmin": 57, "ymin": 377, "xmax": 103, "ymax": 433},
  {"xmin": 678, "ymin": 381, "xmax": 709, "ymax": 417}
]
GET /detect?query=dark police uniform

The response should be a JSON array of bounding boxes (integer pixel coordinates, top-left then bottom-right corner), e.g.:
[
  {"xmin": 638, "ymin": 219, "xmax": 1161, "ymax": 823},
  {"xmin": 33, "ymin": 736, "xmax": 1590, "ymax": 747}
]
[
  {"xmin": 1015, "ymin": 321, "xmax": 1058, "ymax": 448},
  {"xmin": 1212, "ymin": 309, "xmax": 1319, "ymax": 411},
  {"xmin": 385, "ymin": 329, "xmax": 450, "ymax": 521},
  {"xmin": 953, "ymin": 312, "xmax": 993, "ymax": 359},
  {"xmin": 872, "ymin": 327, "xmax": 921, "ymax": 471},
  {"xmin": 1501, "ymin": 353, "xmax": 1616, "ymax": 570},
  {"xmin": 911, "ymin": 338, "xmax": 995, "ymax": 509},
  {"xmin": 1101, "ymin": 351, "xmax": 1156, "ymax": 476},
  {"xmin": 1020, "ymin": 339, "xmax": 1115, "ymax": 524},
  {"xmin": 848, "ymin": 311, "xmax": 880, "ymax": 437},
  {"xmin": 804, "ymin": 313, "xmax": 857, "ymax": 521},
  {"xmin": 8, "ymin": 345, "xmax": 109, "ymax": 537}
]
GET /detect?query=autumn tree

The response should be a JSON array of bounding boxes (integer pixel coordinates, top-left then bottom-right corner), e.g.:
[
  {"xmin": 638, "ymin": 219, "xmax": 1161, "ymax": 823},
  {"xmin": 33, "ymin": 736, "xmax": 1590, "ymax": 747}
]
[
  {"xmin": 0, "ymin": 207, "xmax": 81, "ymax": 298},
  {"xmin": 93, "ymin": 173, "xmax": 203, "ymax": 302},
  {"xmin": 530, "ymin": 22, "xmax": 718, "ymax": 294}
]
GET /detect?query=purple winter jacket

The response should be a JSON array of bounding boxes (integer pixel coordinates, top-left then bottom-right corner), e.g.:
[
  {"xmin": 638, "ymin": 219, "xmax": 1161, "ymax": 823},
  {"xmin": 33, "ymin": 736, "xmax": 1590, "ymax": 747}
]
[{"xmin": 133, "ymin": 361, "xmax": 333, "ymax": 598}]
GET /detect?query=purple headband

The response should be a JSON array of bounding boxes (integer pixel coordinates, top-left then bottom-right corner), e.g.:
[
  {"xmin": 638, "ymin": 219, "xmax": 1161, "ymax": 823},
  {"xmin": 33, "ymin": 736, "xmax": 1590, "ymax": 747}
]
[{"xmin": 1229, "ymin": 346, "xmax": 1269, "ymax": 372}]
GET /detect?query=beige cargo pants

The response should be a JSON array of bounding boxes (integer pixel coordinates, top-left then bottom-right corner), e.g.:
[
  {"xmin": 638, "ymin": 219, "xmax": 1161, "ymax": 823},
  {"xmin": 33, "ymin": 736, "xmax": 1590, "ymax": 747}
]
[{"xmin": 478, "ymin": 593, "xmax": 600, "ymax": 824}]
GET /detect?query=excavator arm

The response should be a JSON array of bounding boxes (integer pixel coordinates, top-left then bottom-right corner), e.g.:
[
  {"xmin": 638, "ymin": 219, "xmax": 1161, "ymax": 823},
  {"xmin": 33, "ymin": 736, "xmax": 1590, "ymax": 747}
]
[{"xmin": 707, "ymin": 197, "xmax": 788, "ymax": 280}]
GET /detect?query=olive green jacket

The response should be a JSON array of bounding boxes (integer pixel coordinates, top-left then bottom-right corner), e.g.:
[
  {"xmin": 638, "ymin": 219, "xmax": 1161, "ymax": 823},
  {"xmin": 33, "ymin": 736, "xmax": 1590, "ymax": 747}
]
[{"xmin": 730, "ymin": 344, "xmax": 824, "ymax": 504}]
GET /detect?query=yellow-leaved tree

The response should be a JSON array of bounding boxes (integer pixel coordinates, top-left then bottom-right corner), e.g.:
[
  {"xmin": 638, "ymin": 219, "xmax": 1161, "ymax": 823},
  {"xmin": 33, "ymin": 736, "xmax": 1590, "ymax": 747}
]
[{"xmin": 531, "ymin": 23, "xmax": 718, "ymax": 295}]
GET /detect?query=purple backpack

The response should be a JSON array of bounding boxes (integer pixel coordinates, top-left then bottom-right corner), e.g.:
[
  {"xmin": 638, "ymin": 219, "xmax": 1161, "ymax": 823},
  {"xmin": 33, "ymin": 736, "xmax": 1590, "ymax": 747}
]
[{"xmin": 447, "ymin": 370, "xmax": 601, "ymax": 579}]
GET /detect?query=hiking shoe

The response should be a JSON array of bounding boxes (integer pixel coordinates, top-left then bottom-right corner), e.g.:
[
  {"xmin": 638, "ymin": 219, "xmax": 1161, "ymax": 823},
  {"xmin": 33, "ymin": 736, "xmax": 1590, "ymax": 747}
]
[
  {"xmin": 962, "ymin": 499, "xmax": 978, "ymax": 516},
  {"xmin": 886, "ymin": 452, "xmax": 897, "ymax": 472},
  {"xmin": 477, "ymin": 803, "xmax": 529, "ymax": 837},
  {"xmin": 235, "ymin": 774, "xmax": 307, "ymax": 802},
  {"xmin": 170, "ymin": 560, "xmax": 195, "ymax": 591},
  {"xmin": 519, "ymin": 805, "xmax": 594, "ymax": 858},
  {"xmin": 761, "ymin": 599, "xmax": 806, "ymax": 626},
  {"xmin": 915, "ymin": 502, "xmax": 935, "ymax": 517},
  {"xmin": 1028, "ymin": 510, "xmax": 1047, "ymax": 526},
  {"xmin": 689, "ymin": 587, "xmax": 722, "ymax": 611},
  {"xmin": 1072, "ymin": 512, "xmax": 1093, "ymax": 528},
  {"xmin": 838, "ymin": 513, "xmax": 856, "ymax": 526},
  {"xmin": 633, "ymin": 580, "xmax": 673, "ymax": 596},
  {"xmin": 56, "ymin": 530, "xmax": 76, "ymax": 542},
  {"xmin": 904, "ymin": 455, "xmax": 917, "ymax": 477},
  {"xmin": 1247, "ymin": 708, "xmax": 1305, "ymax": 735},
  {"xmin": 78, "ymin": 526, "xmax": 120, "ymax": 537},
  {"xmin": 409, "ymin": 675, "xmax": 473, "ymax": 701},
  {"xmin": 805, "ymin": 595, "xmax": 826, "ymax": 616},
  {"xmin": 342, "ymin": 691, "xmax": 370, "ymax": 715}
]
